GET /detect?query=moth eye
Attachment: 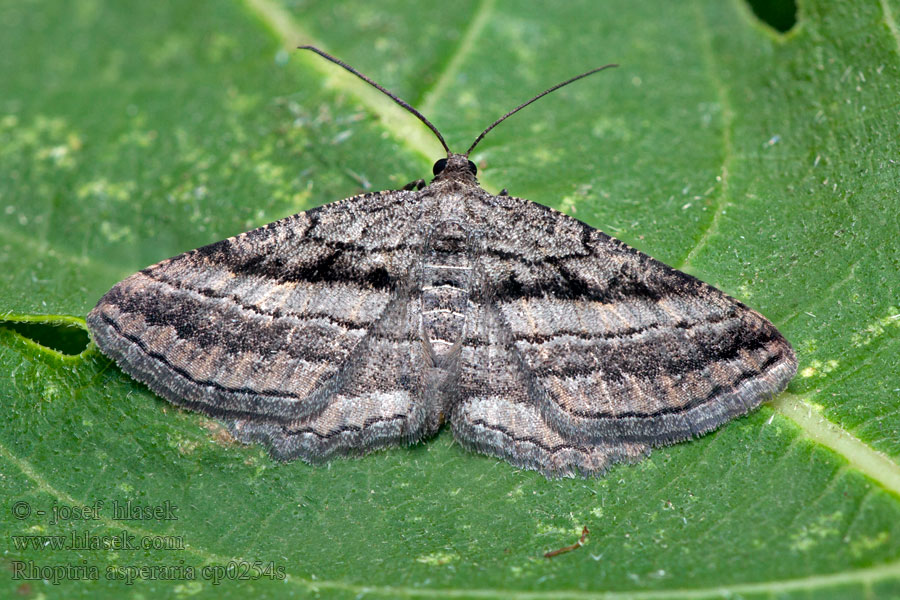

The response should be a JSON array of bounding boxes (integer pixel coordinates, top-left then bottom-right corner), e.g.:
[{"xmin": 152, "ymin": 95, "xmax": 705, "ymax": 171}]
[
  {"xmin": 432, "ymin": 158, "xmax": 448, "ymax": 176},
  {"xmin": 467, "ymin": 160, "xmax": 478, "ymax": 175}
]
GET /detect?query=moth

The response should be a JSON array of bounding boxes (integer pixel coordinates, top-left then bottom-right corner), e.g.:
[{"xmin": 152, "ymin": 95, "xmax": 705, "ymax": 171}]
[{"xmin": 87, "ymin": 47, "xmax": 797, "ymax": 477}]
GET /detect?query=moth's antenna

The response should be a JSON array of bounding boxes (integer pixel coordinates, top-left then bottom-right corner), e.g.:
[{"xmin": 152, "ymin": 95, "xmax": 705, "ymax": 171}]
[
  {"xmin": 299, "ymin": 45, "xmax": 450, "ymax": 155},
  {"xmin": 465, "ymin": 64, "xmax": 618, "ymax": 157}
]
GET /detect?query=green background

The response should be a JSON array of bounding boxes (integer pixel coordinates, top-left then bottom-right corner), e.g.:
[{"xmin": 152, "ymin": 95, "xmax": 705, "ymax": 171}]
[{"xmin": 2, "ymin": 0, "xmax": 899, "ymax": 597}]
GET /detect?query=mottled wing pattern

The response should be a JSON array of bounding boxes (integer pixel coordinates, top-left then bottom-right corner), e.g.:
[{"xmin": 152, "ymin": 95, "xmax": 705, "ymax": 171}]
[
  {"xmin": 226, "ymin": 280, "xmax": 429, "ymax": 461},
  {"xmin": 453, "ymin": 299, "xmax": 649, "ymax": 477},
  {"xmin": 87, "ymin": 190, "xmax": 428, "ymax": 455},
  {"xmin": 471, "ymin": 194, "xmax": 797, "ymax": 450},
  {"xmin": 88, "ymin": 178, "xmax": 796, "ymax": 476}
]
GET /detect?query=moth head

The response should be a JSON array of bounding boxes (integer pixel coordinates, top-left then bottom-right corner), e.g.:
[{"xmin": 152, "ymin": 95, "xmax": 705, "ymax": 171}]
[{"xmin": 432, "ymin": 153, "xmax": 478, "ymax": 183}]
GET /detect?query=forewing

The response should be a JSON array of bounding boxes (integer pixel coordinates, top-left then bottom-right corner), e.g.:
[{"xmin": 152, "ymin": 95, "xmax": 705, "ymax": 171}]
[
  {"xmin": 87, "ymin": 190, "xmax": 423, "ymax": 425},
  {"xmin": 478, "ymin": 194, "xmax": 797, "ymax": 445}
]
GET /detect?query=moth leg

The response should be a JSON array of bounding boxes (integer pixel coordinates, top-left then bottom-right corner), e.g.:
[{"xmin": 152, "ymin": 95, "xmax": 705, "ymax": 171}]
[{"xmin": 402, "ymin": 179, "xmax": 426, "ymax": 191}]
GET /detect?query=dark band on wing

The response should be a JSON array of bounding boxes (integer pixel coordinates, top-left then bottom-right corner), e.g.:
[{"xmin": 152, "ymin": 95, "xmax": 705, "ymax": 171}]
[
  {"xmin": 531, "ymin": 317, "xmax": 779, "ymax": 381},
  {"xmin": 100, "ymin": 285, "xmax": 364, "ymax": 362},
  {"xmin": 96, "ymin": 312, "xmax": 304, "ymax": 400},
  {"xmin": 567, "ymin": 351, "xmax": 787, "ymax": 420}
]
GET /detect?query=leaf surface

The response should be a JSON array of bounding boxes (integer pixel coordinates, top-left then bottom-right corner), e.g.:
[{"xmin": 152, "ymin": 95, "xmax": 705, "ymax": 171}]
[{"xmin": 2, "ymin": 0, "xmax": 899, "ymax": 598}]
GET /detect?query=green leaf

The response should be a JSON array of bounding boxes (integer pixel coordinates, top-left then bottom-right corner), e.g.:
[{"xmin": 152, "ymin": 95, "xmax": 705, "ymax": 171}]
[{"xmin": 2, "ymin": 0, "xmax": 899, "ymax": 598}]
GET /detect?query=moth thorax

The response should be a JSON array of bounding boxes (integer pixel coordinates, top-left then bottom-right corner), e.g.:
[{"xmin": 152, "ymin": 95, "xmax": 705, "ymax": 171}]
[{"xmin": 420, "ymin": 220, "xmax": 473, "ymax": 366}]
